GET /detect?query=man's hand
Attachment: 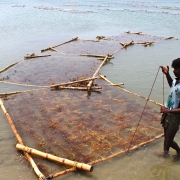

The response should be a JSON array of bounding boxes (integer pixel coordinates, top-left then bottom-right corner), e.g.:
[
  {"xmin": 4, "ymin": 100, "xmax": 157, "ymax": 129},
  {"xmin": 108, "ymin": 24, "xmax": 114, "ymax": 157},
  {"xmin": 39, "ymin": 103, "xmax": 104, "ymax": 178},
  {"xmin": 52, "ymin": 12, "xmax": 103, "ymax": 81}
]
[
  {"xmin": 160, "ymin": 106, "xmax": 170, "ymax": 114},
  {"xmin": 160, "ymin": 66, "xmax": 169, "ymax": 75}
]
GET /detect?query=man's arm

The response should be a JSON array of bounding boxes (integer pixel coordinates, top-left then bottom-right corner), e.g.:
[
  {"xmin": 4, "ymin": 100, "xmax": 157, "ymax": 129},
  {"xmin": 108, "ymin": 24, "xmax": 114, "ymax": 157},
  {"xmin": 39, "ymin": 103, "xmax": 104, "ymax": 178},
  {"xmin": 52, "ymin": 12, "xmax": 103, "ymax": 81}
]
[
  {"xmin": 160, "ymin": 66, "xmax": 173, "ymax": 87},
  {"xmin": 161, "ymin": 106, "xmax": 180, "ymax": 114}
]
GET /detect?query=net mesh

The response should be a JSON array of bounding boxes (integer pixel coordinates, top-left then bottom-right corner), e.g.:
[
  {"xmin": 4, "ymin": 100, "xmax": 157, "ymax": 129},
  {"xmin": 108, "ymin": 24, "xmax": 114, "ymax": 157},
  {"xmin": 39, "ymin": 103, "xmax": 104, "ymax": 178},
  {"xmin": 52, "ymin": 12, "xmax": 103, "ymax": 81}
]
[
  {"xmin": 4, "ymin": 84, "xmax": 162, "ymax": 172},
  {"xmin": 0, "ymin": 33, "xmax": 168, "ymax": 177}
]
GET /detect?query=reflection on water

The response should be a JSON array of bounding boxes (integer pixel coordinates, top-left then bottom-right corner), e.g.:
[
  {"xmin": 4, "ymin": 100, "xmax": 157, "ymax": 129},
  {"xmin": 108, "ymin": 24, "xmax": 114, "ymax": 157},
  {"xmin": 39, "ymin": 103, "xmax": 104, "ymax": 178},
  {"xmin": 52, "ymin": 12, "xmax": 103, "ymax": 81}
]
[{"xmin": 150, "ymin": 159, "xmax": 172, "ymax": 180}]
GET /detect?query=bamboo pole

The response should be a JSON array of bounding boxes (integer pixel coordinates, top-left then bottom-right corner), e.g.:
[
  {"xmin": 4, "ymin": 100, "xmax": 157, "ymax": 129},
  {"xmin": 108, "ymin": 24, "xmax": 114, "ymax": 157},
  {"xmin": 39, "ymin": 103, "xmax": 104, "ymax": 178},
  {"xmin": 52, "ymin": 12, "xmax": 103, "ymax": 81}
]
[
  {"xmin": 52, "ymin": 86, "xmax": 102, "ymax": 91},
  {"xmin": 46, "ymin": 167, "xmax": 76, "ymax": 179},
  {"xmin": 0, "ymin": 61, "xmax": 21, "ymax": 74},
  {"xmin": 119, "ymin": 87, "xmax": 163, "ymax": 106},
  {"xmin": 45, "ymin": 131, "xmax": 163, "ymax": 178},
  {"xmin": 99, "ymin": 74, "xmax": 163, "ymax": 107},
  {"xmin": 83, "ymin": 40, "xmax": 100, "ymax": 42},
  {"xmin": 98, "ymin": 74, "xmax": 124, "ymax": 86},
  {"xmin": 87, "ymin": 54, "xmax": 111, "ymax": 90},
  {"xmin": 50, "ymin": 77, "xmax": 98, "ymax": 88},
  {"xmin": 89, "ymin": 133, "xmax": 164, "ymax": 165},
  {"xmin": 120, "ymin": 41, "xmax": 134, "ymax": 48},
  {"xmin": 96, "ymin": 36, "xmax": 108, "ymax": 40},
  {"xmin": 124, "ymin": 30, "xmax": 151, "ymax": 36},
  {"xmin": 0, "ymin": 99, "xmax": 46, "ymax": 180},
  {"xmin": 48, "ymin": 46, "xmax": 59, "ymax": 52},
  {"xmin": 124, "ymin": 30, "xmax": 142, "ymax": 35},
  {"xmin": 48, "ymin": 46, "xmax": 65, "ymax": 55},
  {"xmin": 16, "ymin": 144, "xmax": 93, "ymax": 172},
  {"xmin": 24, "ymin": 54, "xmax": 51, "ymax": 60},
  {"xmin": 120, "ymin": 41, "xmax": 154, "ymax": 48},
  {"xmin": 120, "ymin": 41, "xmax": 154, "ymax": 46},
  {"xmin": 41, "ymin": 37, "xmax": 78, "ymax": 52},
  {"xmin": 165, "ymin": 36, "xmax": 174, "ymax": 40},
  {"xmin": 0, "ymin": 91, "xmax": 21, "ymax": 97},
  {"xmin": 79, "ymin": 54, "xmax": 114, "ymax": 59},
  {"xmin": 133, "ymin": 41, "xmax": 154, "ymax": 45}
]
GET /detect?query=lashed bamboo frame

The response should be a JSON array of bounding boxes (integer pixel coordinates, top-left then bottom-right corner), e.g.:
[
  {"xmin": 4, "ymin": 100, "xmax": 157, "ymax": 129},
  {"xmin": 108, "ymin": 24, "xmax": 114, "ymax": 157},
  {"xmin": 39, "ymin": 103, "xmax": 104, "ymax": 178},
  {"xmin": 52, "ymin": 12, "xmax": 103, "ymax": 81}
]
[
  {"xmin": 50, "ymin": 77, "xmax": 98, "ymax": 88},
  {"xmin": 16, "ymin": 144, "xmax": 93, "ymax": 172},
  {"xmin": 48, "ymin": 134, "xmax": 164, "ymax": 179},
  {"xmin": 0, "ymin": 99, "xmax": 46, "ymax": 180},
  {"xmin": 0, "ymin": 76, "xmax": 164, "ymax": 179},
  {"xmin": 0, "ymin": 91, "xmax": 164, "ymax": 179},
  {"xmin": 0, "ymin": 32, "xmax": 172, "ymax": 179}
]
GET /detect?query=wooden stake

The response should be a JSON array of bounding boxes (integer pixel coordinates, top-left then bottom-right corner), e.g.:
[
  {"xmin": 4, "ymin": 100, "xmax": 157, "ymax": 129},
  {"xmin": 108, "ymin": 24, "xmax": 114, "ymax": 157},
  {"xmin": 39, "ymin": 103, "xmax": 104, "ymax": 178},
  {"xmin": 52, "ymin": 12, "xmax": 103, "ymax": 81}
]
[
  {"xmin": 41, "ymin": 37, "xmax": 78, "ymax": 52},
  {"xmin": 16, "ymin": 144, "xmax": 93, "ymax": 172},
  {"xmin": 0, "ymin": 99, "xmax": 46, "ymax": 180}
]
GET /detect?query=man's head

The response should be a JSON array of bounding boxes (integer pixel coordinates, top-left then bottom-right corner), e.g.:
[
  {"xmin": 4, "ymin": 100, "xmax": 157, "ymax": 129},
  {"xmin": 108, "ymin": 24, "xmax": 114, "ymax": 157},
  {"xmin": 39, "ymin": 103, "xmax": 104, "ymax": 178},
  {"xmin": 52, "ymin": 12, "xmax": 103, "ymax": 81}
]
[
  {"xmin": 172, "ymin": 58, "xmax": 180, "ymax": 78},
  {"xmin": 172, "ymin": 58, "xmax": 180, "ymax": 68}
]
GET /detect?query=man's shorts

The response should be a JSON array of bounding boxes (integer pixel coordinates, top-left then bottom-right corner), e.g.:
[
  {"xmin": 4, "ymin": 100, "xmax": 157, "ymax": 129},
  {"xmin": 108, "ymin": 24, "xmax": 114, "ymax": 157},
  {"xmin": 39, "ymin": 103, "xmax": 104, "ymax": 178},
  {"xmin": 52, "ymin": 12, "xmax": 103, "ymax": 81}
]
[{"xmin": 161, "ymin": 113, "xmax": 180, "ymax": 131}]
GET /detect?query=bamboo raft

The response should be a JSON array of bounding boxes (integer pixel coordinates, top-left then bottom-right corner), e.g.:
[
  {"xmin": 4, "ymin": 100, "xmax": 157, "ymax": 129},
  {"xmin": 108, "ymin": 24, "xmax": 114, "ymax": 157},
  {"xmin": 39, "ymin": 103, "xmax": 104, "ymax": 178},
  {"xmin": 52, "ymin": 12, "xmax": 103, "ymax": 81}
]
[{"xmin": 0, "ymin": 31, "xmax": 177, "ymax": 179}]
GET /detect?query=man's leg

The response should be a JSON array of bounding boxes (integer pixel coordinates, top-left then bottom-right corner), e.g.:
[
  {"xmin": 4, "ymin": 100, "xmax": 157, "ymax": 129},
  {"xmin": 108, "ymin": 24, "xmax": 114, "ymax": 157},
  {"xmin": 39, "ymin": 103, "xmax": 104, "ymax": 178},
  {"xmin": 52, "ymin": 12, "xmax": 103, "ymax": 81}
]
[{"xmin": 164, "ymin": 128, "xmax": 180, "ymax": 154}]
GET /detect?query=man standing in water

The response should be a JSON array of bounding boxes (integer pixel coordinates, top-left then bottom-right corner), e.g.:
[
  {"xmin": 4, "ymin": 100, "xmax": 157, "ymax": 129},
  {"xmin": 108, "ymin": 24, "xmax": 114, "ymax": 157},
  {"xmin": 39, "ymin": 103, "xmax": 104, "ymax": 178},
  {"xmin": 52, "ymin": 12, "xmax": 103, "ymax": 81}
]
[{"xmin": 160, "ymin": 58, "xmax": 180, "ymax": 158}]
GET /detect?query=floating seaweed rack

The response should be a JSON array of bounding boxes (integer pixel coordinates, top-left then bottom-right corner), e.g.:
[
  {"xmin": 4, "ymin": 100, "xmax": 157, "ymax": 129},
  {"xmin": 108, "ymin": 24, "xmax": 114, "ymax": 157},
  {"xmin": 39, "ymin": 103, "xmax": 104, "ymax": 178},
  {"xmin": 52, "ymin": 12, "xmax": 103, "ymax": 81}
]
[{"xmin": 0, "ymin": 31, "xmax": 177, "ymax": 179}]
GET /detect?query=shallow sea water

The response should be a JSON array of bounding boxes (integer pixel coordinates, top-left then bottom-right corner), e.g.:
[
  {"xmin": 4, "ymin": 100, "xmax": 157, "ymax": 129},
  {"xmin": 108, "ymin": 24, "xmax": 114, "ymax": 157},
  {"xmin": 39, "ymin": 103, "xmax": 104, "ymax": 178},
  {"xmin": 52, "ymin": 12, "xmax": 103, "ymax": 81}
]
[{"xmin": 1, "ymin": 0, "xmax": 180, "ymax": 180}]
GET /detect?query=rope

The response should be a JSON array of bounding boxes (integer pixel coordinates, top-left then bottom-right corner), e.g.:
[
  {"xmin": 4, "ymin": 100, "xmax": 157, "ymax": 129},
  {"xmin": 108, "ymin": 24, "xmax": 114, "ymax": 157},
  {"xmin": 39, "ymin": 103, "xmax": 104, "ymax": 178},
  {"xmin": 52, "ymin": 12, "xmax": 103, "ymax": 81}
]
[
  {"xmin": 163, "ymin": 73, "xmax": 165, "ymax": 105},
  {"xmin": 127, "ymin": 66, "xmax": 161, "ymax": 152},
  {"xmin": 0, "ymin": 80, "xmax": 50, "ymax": 88}
]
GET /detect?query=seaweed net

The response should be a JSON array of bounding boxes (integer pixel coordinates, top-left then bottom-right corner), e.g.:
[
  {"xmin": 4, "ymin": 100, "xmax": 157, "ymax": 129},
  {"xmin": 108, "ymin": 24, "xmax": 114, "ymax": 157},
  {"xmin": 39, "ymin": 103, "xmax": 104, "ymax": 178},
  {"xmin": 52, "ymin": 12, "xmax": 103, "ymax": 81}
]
[
  {"xmin": 0, "ymin": 32, "xmax": 174, "ymax": 179},
  {"xmin": 3, "ymin": 83, "xmax": 162, "ymax": 175}
]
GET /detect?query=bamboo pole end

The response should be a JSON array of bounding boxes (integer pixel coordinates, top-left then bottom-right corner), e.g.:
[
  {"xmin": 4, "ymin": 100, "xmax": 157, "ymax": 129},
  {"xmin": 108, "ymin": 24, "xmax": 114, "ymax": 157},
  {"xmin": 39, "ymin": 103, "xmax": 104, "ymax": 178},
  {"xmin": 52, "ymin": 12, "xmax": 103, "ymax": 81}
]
[
  {"xmin": 90, "ymin": 165, "xmax": 94, "ymax": 172},
  {"xmin": 0, "ymin": 98, "xmax": 3, "ymax": 105}
]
